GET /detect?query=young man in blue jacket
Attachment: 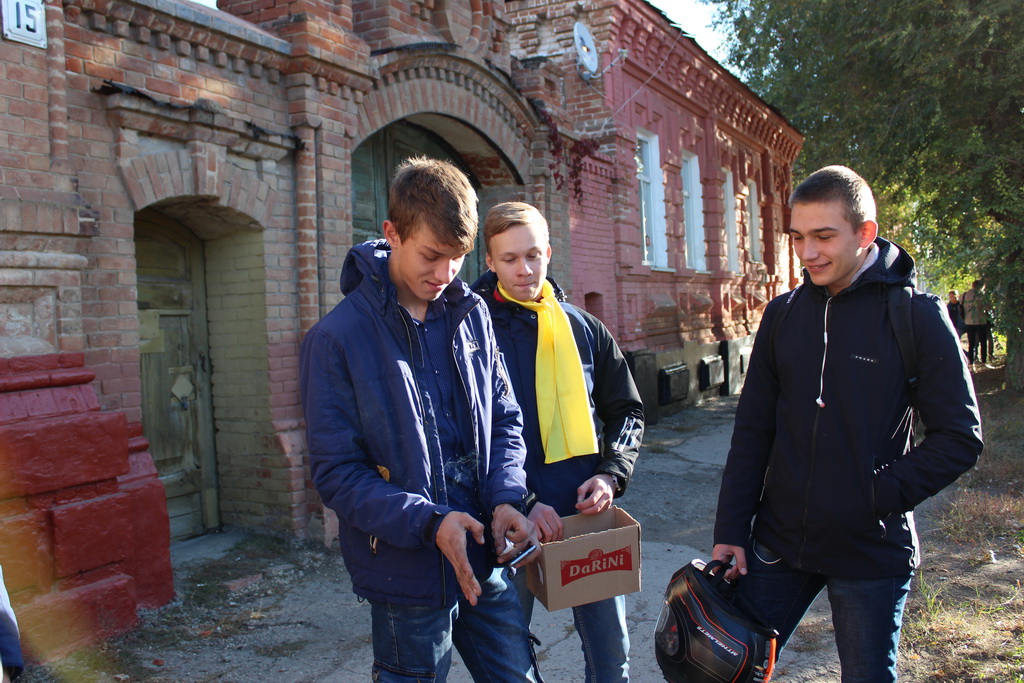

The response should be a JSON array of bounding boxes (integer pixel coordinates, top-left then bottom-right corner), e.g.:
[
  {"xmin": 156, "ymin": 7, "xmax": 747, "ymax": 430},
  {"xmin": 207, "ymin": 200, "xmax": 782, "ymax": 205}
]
[
  {"xmin": 472, "ymin": 202, "xmax": 644, "ymax": 683},
  {"xmin": 713, "ymin": 166, "xmax": 983, "ymax": 682},
  {"xmin": 300, "ymin": 158, "xmax": 539, "ymax": 682}
]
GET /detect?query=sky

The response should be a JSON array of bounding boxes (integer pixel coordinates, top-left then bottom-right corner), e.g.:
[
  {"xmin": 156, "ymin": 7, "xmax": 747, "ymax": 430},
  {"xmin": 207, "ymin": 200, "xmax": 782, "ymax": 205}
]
[
  {"xmin": 648, "ymin": 0, "xmax": 727, "ymax": 61},
  {"xmin": 185, "ymin": 0, "xmax": 727, "ymax": 61}
]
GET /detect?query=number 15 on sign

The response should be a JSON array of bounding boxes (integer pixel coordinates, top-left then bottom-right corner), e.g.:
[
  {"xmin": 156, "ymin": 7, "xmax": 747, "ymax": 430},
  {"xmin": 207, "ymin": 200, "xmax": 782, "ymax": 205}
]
[{"xmin": 3, "ymin": 0, "xmax": 48, "ymax": 49}]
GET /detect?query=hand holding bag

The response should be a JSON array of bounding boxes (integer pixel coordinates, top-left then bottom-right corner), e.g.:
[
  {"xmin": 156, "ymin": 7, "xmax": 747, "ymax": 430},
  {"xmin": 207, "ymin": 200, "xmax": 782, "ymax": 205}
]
[{"xmin": 654, "ymin": 559, "xmax": 778, "ymax": 683}]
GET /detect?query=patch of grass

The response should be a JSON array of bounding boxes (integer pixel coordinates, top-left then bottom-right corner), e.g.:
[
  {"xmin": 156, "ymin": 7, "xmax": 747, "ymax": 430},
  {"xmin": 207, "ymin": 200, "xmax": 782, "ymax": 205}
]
[
  {"xmin": 901, "ymin": 369, "xmax": 1024, "ymax": 681},
  {"xmin": 939, "ymin": 488, "xmax": 1024, "ymax": 546},
  {"xmin": 914, "ymin": 572, "xmax": 945, "ymax": 618},
  {"xmin": 936, "ymin": 378, "xmax": 1024, "ymax": 548}
]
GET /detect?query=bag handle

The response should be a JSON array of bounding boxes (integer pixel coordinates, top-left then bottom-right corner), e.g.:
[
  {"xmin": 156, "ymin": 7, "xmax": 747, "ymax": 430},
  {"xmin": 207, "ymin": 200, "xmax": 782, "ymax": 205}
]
[
  {"xmin": 701, "ymin": 559, "xmax": 779, "ymax": 636},
  {"xmin": 701, "ymin": 559, "xmax": 733, "ymax": 592}
]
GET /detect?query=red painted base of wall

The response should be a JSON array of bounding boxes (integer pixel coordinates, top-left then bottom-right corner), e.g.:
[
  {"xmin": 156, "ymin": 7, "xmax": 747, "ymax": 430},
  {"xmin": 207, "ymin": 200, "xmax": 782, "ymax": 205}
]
[{"xmin": 0, "ymin": 353, "xmax": 173, "ymax": 661}]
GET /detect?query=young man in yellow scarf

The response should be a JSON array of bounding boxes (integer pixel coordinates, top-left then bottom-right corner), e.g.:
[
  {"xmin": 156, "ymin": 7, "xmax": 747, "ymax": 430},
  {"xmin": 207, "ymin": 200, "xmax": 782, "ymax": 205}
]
[{"xmin": 472, "ymin": 202, "xmax": 645, "ymax": 683}]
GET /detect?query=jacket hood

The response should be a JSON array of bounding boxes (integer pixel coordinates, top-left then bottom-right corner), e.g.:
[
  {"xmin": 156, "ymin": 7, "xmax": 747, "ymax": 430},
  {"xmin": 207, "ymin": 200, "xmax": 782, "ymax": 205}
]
[
  {"xmin": 341, "ymin": 239, "xmax": 477, "ymax": 311},
  {"xmin": 340, "ymin": 239, "xmax": 391, "ymax": 299},
  {"xmin": 802, "ymin": 237, "xmax": 917, "ymax": 295},
  {"xmin": 470, "ymin": 270, "xmax": 568, "ymax": 303}
]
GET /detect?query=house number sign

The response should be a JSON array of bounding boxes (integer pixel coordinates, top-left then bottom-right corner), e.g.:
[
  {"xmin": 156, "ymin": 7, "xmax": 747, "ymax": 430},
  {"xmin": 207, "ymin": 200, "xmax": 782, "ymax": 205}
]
[{"xmin": 3, "ymin": 0, "xmax": 47, "ymax": 49}]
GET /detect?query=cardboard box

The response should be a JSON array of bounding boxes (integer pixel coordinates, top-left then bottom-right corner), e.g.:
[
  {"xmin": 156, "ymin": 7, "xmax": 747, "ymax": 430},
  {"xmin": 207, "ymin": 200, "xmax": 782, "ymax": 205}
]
[{"xmin": 526, "ymin": 506, "xmax": 641, "ymax": 611}]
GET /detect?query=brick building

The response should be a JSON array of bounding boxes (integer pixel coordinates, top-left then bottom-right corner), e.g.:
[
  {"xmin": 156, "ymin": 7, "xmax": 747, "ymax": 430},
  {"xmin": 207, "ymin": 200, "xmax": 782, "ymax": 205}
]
[
  {"xmin": 0, "ymin": 0, "xmax": 800, "ymax": 658},
  {"xmin": 504, "ymin": 0, "xmax": 802, "ymax": 412}
]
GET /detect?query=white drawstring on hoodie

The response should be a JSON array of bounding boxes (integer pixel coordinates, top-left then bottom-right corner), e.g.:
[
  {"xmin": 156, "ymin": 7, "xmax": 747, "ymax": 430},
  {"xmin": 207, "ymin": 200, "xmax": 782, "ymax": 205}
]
[
  {"xmin": 815, "ymin": 298, "xmax": 831, "ymax": 407},
  {"xmin": 814, "ymin": 243, "xmax": 880, "ymax": 409}
]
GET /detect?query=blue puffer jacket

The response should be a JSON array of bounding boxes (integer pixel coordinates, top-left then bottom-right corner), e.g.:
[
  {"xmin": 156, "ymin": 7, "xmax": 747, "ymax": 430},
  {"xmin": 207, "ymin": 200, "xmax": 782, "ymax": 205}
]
[
  {"xmin": 472, "ymin": 271, "xmax": 644, "ymax": 516},
  {"xmin": 300, "ymin": 241, "xmax": 529, "ymax": 608}
]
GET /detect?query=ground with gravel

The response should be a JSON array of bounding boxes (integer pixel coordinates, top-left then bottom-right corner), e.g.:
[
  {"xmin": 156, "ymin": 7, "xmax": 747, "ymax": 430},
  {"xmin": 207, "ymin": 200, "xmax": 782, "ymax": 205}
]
[{"xmin": 21, "ymin": 378, "xmax": 1018, "ymax": 682}]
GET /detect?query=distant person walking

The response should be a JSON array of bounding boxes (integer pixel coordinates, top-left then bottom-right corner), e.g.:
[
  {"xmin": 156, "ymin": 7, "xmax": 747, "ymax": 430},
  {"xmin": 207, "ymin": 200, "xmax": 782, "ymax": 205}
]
[
  {"xmin": 946, "ymin": 290, "xmax": 965, "ymax": 340},
  {"xmin": 962, "ymin": 279, "xmax": 991, "ymax": 368}
]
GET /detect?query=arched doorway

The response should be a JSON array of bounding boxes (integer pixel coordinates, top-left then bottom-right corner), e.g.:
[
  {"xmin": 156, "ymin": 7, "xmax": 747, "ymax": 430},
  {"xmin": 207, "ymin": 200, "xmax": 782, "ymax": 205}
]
[
  {"xmin": 352, "ymin": 119, "xmax": 491, "ymax": 285},
  {"xmin": 135, "ymin": 209, "xmax": 219, "ymax": 540}
]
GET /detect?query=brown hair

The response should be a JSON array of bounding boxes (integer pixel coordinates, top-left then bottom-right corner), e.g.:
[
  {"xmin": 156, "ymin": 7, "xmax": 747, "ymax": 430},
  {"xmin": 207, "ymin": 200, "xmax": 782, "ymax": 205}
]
[
  {"xmin": 483, "ymin": 202, "xmax": 549, "ymax": 253},
  {"xmin": 789, "ymin": 165, "xmax": 876, "ymax": 230},
  {"xmin": 388, "ymin": 156, "xmax": 478, "ymax": 253}
]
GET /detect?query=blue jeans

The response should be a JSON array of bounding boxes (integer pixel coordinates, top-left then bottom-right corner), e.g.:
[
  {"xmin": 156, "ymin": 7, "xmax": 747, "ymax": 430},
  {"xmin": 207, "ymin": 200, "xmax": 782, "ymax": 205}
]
[
  {"xmin": 514, "ymin": 568, "xmax": 629, "ymax": 682},
  {"xmin": 736, "ymin": 540, "xmax": 913, "ymax": 683},
  {"xmin": 370, "ymin": 567, "xmax": 536, "ymax": 682}
]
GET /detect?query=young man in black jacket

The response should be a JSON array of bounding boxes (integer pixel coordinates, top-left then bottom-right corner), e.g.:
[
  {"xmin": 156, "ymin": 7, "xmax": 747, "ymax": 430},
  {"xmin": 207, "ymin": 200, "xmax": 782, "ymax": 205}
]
[
  {"xmin": 472, "ymin": 202, "xmax": 644, "ymax": 683},
  {"xmin": 713, "ymin": 166, "xmax": 983, "ymax": 682}
]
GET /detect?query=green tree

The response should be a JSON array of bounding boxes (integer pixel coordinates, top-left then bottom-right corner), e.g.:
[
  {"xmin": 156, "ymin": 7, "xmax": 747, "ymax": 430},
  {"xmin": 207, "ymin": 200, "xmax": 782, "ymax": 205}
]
[{"xmin": 708, "ymin": 0, "xmax": 1024, "ymax": 389}]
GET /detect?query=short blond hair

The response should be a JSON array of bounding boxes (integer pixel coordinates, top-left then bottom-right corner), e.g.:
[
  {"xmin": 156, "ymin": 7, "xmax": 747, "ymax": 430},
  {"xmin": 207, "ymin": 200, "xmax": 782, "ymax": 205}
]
[{"xmin": 483, "ymin": 202, "xmax": 549, "ymax": 253}]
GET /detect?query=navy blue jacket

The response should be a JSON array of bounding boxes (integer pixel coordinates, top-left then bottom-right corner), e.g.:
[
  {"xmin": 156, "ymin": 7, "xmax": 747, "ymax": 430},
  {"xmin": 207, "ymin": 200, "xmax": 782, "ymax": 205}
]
[
  {"xmin": 300, "ymin": 241, "xmax": 529, "ymax": 607},
  {"xmin": 715, "ymin": 238, "xmax": 983, "ymax": 578},
  {"xmin": 1, "ymin": 566, "xmax": 22, "ymax": 682},
  {"xmin": 472, "ymin": 271, "xmax": 644, "ymax": 516}
]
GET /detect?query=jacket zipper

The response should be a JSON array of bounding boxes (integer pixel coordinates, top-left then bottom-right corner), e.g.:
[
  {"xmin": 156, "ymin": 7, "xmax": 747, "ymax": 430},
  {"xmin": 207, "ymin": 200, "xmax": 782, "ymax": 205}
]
[
  {"xmin": 798, "ymin": 296, "xmax": 831, "ymax": 567},
  {"xmin": 402, "ymin": 298, "xmax": 479, "ymax": 605},
  {"xmin": 797, "ymin": 407, "xmax": 821, "ymax": 568},
  {"xmin": 451, "ymin": 300, "xmax": 483, "ymax": 503},
  {"xmin": 402, "ymin": 307, "xmax": 449, "ymax": 605},
  {"xmin": 368, "ymin": 272, "xmax": 384, "ymax": 560}
]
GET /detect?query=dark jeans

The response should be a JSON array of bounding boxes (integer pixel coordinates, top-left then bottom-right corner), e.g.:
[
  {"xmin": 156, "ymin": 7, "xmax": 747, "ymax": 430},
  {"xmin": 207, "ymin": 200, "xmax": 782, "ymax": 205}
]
[
  {"xmin": 735, "ymin": 540, "xmax": 913, "ymax": 683},
  {"xmin": 369, "ymin": 567, "xmax": 536, "ymax": 682},
  {"xmin": 514, "ymin": 568, "xmax": 629, "ymax": 683},
  {"xmin": 966, "ymin": 324, "xmax": 988, "ymax": 363}
]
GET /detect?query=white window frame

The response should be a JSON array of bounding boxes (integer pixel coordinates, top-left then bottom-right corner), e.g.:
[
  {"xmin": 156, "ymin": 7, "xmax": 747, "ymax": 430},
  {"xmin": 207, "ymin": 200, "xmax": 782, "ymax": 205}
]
[
  {"xmin": 682, "ymin": 152, "xmax": 705, "ymax": 271},
  {"xmin": 747, "ymin": 179, "xmax": 762, "ymax": 263},
  {"xmin": 723, "ymin": 169, "xmax": 739, "ymax": 273},
  {"xmin": 636, "ymin": 130, "xmax": 669, "ymax": 268}
]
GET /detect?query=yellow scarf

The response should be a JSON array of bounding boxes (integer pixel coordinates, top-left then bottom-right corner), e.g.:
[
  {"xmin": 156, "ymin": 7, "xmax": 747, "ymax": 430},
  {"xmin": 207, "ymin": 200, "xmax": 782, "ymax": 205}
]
[{"xmin": 497, "ymin": 280, "xmax": 599, "ymax": 463}]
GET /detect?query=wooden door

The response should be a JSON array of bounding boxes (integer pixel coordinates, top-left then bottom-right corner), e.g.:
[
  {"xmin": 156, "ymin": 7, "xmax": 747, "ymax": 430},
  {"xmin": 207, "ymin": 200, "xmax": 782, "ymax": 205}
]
[
  {"xmin": 135, "ymin": 210, "xmax": 219, "ymax": 540},
  {"xmin": 351, "ymin": 121, "xmax": 486, "ymax": 284}
]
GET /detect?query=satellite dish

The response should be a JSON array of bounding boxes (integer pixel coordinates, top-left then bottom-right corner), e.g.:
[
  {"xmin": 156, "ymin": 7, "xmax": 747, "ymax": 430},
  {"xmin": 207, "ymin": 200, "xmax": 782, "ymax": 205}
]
[{"xmin": 573, "ymin": 22, "xmax": 600, "ymax": 76}]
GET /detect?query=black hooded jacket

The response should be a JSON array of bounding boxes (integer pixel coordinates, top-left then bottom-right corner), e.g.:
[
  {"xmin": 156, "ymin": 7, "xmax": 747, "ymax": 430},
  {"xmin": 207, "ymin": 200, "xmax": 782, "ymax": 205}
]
[{"xmin": 714, "ymin": 238, "xmax": 983, "ymax": 578}]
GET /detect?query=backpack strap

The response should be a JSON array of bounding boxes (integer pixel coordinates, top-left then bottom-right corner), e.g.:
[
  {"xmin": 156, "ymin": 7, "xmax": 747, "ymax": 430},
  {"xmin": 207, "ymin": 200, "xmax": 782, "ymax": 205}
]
[
  {"xmin": 768, "ymin": 284, "xmax": 803, "ymax": 372},
  {"xmin": 887, "ymin": 285, "xmax": 919, "ymax": 396}
]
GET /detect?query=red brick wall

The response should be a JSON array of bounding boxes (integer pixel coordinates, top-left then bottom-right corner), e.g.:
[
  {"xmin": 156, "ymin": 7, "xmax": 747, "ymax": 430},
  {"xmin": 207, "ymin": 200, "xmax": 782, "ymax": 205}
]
[
  {"xmin": 505, "ymin": 0, "xmax": 801, "ymax": 347},
  {"xmin": 4, "ymin": 2, "xmax": 549, "ymax": 632},
  {"xmin": 0, "ymin": 353, "xmax": 171, "ymax": 660},
  {"xmin": 0, "ymin": 0, "xmax": 801, "ymax": 659}
]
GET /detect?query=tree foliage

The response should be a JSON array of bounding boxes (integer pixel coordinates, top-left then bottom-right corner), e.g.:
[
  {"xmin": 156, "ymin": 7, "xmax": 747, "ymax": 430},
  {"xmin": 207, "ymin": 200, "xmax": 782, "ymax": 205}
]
[{"xmin": 707, "ymin": 0, "xmax": 1024, "ymax": 388}]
